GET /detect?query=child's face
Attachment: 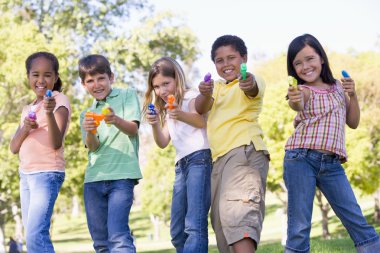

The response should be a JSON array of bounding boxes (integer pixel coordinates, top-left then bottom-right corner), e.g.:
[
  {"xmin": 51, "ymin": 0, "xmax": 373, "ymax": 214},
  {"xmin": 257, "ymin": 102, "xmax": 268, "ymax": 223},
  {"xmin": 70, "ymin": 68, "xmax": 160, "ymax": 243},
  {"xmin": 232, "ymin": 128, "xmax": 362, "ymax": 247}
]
[
  {"xmin": 82, "ymin": 72, "xmax": 113, "ymax": 100},
  {"xmin": 293, "ymin": 45, "xmax": 324, "ymax": 84},
  {"xmin": 27, "ymin": 57, "xmax": 57, "ymax": 98},
  {"xmin": 214, "ymin": 45, "xmax": 247, "ymax": 82},
  {"xmin": 152, "ymin": 73, "xmax": 176, "ymax": 102}
]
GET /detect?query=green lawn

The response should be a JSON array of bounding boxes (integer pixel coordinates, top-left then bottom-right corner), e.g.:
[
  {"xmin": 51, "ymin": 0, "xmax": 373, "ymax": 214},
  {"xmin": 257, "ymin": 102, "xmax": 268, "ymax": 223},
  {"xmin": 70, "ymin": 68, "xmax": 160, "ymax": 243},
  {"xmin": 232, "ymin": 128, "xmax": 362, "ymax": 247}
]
[{"xmin": 6, "ymin": 192, "xmax": 379, "ymax": 253}]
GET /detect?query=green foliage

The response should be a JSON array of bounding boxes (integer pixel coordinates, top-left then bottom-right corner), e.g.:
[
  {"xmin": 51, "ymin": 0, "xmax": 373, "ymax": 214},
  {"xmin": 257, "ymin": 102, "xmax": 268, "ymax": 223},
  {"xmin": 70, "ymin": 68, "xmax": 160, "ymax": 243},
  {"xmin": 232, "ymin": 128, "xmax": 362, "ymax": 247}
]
[{"xmin": 141, "ymin": 145, "xmax": 175, "ymax": 223}]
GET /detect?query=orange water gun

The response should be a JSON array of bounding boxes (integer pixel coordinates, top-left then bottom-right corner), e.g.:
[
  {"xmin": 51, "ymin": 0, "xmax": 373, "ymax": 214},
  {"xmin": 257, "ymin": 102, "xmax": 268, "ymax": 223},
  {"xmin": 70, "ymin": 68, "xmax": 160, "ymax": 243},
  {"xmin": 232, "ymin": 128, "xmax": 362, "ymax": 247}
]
[
  {"xmin": 85, "ymin": 105, "xmax": 111, "ymax": 134},
  {"xmin": 167, "ymin": 95, "xmax": 176, "ymax": 110}
]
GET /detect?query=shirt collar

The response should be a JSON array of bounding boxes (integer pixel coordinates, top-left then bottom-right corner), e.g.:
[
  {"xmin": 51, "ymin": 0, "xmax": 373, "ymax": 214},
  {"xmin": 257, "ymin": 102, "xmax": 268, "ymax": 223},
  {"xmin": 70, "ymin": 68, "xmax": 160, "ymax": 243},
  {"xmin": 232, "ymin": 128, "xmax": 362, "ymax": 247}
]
[{"xmin": 92, "ymin": 88, "xmax": 120, "ymax": 109}]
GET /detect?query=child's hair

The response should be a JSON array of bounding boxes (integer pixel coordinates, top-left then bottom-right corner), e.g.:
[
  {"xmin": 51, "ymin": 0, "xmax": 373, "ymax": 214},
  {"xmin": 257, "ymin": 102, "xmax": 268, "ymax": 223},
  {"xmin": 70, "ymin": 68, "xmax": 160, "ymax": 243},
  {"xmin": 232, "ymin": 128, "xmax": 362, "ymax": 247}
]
[
  {"xmin": 287, "ymin": 34, "xmax": 335, "ymax": 85},
  {"xmin": 25, "ymin": 52, "xmax": 62, "ymax": 92},
  {"xmin": 143, "ymin": 57, "xmax": 189, "ymax": 124},
  {"xmin": 78, "ymin": 54, "xmax": 113, "ymax": 82},
  {"xmin": 211, "ymin": 35, "xmax": 247, "ymax": 62}
]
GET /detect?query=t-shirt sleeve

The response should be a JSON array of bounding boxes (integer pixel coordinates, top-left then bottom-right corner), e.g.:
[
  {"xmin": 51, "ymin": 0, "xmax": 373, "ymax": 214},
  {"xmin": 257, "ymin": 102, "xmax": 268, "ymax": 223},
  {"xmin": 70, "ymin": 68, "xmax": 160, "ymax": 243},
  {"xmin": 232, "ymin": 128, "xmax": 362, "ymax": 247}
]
[{"xmin": 124, "ymin": 88, "xmax": 141, "ymax": 123}]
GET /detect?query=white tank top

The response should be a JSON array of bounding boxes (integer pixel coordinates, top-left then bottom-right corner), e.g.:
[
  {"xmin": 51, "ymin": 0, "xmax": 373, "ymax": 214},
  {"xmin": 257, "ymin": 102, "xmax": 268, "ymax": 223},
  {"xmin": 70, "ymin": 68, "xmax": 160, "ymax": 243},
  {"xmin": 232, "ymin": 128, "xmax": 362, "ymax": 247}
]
[{"xmin": 167, "ymin": 90, "xmax": 210, "ymax": 163}]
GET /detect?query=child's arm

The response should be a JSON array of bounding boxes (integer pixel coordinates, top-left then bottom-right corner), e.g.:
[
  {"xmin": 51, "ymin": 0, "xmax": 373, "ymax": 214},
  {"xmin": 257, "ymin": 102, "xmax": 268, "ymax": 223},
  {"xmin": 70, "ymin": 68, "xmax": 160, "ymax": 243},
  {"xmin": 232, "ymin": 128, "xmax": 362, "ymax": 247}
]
[
  {"xmin": 195, "ymin": 79, "xmax": 214, "ymax": 114},
  {"xmin": 239, "ymin": 72, "xmax": 259, "ymax": 98},
  {"xmin": 9, "ymin": 117, "xmax": 38, "ymax": 154},
  {"xmin": 104, "ymin": 107, "xmax": 139, "ymax": 136},
  {"xmin": 167, "ymin": 98, "xmax": 206, "ymax": 128},
  {"xmin": 146, "ymin": 108, "xmax": 171, "ymax": 148},
  {"xmin": 287, "ymin": 86, "xmax": 310, "ymax": 111},
  {"xmin": 82, "ymin": 117, "xmax": 100, "ymax": 151},
  {"xmin": 44, "ymin": 96, "xmax": 69, "ymax": 150},
  {"xmin": 341, "ymin": 77, "xmax": 360, "ymax": 128}
]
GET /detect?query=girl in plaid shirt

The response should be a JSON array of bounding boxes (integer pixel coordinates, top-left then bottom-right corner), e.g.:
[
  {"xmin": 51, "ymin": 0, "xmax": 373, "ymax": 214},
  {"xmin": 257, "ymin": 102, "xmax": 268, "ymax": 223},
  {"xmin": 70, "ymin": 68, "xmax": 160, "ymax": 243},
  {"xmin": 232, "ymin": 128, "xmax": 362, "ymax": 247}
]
[{"xmin": 283, "ymin": 34, "xmax": 380, "ymax": 253}]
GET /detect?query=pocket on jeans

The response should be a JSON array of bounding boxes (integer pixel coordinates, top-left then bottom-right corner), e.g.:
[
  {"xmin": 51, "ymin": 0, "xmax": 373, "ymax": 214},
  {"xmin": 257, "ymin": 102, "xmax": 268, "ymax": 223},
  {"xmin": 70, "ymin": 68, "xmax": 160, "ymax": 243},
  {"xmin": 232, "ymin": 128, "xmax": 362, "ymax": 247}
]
[{"xmin": 284, "ymin": 150, "xmax": 302, "ymax": 160}]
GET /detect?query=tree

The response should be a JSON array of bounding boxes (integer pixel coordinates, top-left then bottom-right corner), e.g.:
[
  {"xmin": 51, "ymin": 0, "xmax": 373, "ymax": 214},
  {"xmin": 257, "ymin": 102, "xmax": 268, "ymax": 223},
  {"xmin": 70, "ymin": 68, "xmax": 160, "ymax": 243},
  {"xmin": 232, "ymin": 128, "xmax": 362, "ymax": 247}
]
[{"xmin": 141, "ymin": 144, "xmax": 175, "ymax": 241}]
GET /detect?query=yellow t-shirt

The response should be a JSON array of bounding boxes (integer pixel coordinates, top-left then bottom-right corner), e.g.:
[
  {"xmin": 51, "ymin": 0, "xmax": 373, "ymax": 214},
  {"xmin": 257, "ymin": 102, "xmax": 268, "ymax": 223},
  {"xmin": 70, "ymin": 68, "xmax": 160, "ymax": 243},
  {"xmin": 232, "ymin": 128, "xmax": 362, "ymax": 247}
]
[{"xmin": 207, "ymin": 76, "xmax": 267, "ymax": 161}]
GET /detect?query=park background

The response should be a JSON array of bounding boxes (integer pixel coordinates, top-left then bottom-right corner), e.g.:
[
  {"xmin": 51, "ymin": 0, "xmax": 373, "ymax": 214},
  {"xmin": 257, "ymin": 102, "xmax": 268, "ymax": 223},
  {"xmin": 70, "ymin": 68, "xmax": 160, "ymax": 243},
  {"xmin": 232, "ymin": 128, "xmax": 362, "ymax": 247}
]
[{"xmin": 0, "ymin": 0, "xmax": 379, "ymax": 252}]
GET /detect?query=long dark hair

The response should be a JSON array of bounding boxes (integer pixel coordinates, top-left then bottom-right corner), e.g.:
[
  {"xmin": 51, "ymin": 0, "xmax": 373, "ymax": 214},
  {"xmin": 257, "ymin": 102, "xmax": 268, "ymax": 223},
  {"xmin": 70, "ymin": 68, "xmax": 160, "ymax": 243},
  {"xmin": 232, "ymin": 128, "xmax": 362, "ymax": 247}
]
[
  {"xmin": 25, "ymin": 52, "xmax": 62, "ymax": 91},
  {"xmin": 287, "ymin": 34, "xmax": 335, "ymax": 85}
]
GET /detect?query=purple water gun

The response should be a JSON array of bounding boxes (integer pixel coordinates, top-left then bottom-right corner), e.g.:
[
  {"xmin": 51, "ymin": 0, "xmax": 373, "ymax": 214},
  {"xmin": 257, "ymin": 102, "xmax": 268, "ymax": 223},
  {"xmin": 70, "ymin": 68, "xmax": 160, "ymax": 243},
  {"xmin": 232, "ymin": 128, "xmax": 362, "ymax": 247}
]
[
  {"xmin": 204, "ymin": 73, "xmax": 212, "ymax": 82},
  {"xmin": 28, "ymin": 111, "xmax": 37, "ymax": 120}
]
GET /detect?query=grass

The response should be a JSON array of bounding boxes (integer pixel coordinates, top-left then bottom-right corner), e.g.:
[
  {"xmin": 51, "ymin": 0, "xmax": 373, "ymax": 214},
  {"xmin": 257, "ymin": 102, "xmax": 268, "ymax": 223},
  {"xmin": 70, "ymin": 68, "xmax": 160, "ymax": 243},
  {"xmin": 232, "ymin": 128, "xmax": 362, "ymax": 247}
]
[{"xmin": 5, "ymin": 192, "xmax": 380, "ymax": 252}]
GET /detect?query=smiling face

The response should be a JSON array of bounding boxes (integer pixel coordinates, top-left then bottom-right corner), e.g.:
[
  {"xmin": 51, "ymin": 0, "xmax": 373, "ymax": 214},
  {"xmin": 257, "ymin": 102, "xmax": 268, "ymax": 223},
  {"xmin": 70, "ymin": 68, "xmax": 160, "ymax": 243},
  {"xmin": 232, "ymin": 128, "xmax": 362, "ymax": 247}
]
[
  {"xmin": 27, "ymin": 57, "xmax": 58, "ymax": 100},
  {"xmin": 214, "ymin": 45, "xmax": 247, "ymax": 82},
  {"xmin": 152, "ymin": 73, "xmax": 176, "ymax": 102},
  {"xmin": 292, "ymin": 45, "xmax": 324, "ymax": 85},
  {"xmin": 82, "ymin": 72, "xmax": 114, "ymax": 100}
]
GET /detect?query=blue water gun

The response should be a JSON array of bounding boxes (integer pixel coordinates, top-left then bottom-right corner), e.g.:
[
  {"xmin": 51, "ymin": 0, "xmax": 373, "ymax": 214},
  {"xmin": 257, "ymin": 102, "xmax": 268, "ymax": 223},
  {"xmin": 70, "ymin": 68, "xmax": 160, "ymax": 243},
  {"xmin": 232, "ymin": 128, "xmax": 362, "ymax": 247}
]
[
  {"xmin": 341, "ymin": 70, "xmax": 350, "ymax": 78},
  {"xmin": 148, "ymin": 103, "xmax": 156, "ymax": 115},
  {"xmin": 46, "ymin": 89, "xmax": 52, "ymax": 97}
]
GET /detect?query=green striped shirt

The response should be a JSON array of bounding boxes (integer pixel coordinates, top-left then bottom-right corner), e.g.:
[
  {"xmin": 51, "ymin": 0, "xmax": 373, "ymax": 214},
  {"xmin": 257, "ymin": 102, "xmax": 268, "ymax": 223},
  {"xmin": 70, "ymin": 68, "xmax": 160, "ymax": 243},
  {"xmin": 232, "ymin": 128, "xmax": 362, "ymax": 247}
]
[{"xmin": 80, "ymin": 88, "xmax": 142, "ymax": 183}]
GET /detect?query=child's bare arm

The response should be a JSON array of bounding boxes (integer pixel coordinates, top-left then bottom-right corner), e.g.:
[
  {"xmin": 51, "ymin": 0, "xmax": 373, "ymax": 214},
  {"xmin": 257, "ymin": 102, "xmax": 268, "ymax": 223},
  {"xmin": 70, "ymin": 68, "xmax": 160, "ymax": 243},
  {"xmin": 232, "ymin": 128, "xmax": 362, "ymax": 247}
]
[
  {"xmin": 341, "ymin": 78, "xmax": 360, "ymax": 128},
  {"xmin": 195, "ymin": 80, "xmax": 214, "ymax": 114},
  {"xmin": 82, "ymin": 117, "xmax": 100, "ymax": 151},
  {"xmin": 287, "ymin": 86, "xmax": 309, "ymax": 111},
  {"xmin": 169, "ymin": 98, "xmax": 206, "ymax": 128},
  {"xmin": 146, "ymin": 109, "xmax": 170, "ymax": 148},
  {"xmin": 104, "ymin": 107, "xmax": 139, "ymax": 136},
  {"xmin": 239, "ymin": 73, "xmax": 259, "ymax": 98}
]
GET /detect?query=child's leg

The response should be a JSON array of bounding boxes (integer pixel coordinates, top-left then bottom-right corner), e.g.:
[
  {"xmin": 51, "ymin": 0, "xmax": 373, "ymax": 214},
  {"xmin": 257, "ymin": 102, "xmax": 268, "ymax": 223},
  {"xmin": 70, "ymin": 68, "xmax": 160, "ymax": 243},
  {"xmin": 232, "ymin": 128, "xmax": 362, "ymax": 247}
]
[
  {"xmin": 283, "ymin": 149, "xmax": 317, "ymax": 253},
  {"xmin": 170, "ymin": 161, "xmax": 187, "ymax": 253},
  {"xmin": 183, "ymin": 149, "xmax": 212, "ymax": 253},
  {"xmin": 107, "ymin": 179, "xmax": 136, "ymax": 252},
  {"xmin": 216, "ymin": 144, "xmax": 269, "ymax": 253},
  {"xmin": 84, "ymin": 181, "xmax": 109, "ymax": 252},
  {"xmin": 317, "ymin": 157, "xmax": 380, "ymax": 252},
  {"xmin": 21, "ymin": 172, "xmax": 64, "ymax": 253}
]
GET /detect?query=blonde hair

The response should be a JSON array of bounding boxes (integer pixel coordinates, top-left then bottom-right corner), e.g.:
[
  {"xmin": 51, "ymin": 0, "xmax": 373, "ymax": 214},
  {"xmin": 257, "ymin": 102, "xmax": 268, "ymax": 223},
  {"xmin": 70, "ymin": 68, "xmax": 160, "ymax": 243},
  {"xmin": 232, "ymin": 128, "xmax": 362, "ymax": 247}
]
[{"xmin": 143, "ymin": 57, "xmax": 189, "ymax": 125}]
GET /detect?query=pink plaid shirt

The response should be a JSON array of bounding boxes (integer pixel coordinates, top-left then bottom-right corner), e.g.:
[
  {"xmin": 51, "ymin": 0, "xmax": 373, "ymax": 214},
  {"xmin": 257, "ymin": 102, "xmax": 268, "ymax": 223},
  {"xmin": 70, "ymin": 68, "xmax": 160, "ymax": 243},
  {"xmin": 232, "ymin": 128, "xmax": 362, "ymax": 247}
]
[{"xmin": 285, "ymin": 82, "xmax": 347, "ymax": 161}]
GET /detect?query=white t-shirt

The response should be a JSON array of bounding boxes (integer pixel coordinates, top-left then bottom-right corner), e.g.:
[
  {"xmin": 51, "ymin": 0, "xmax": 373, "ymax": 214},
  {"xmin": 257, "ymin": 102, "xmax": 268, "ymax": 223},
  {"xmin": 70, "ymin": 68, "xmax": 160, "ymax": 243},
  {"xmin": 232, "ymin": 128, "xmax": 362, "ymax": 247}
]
[{"xmin": 167, "ymin": 90, "xmax": 210, "ymax": 163}]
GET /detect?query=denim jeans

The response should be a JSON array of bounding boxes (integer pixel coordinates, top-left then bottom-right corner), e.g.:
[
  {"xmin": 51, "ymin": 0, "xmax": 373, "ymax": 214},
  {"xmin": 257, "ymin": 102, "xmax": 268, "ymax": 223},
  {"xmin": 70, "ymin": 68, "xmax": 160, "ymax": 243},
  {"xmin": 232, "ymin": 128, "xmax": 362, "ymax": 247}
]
[
  {"xmin": 170, "ymin": 149, "xmax": 212, "ymax": 253},
  {"xmin": 19, "ymin": 171, "xmax": 65, "ymax": 253},
  {"xmin": 84, "ymin": 179, "xmax": 136, "ymax": 253},
  {"xmin": 283, "ymin": 149, "xmax": 380, "ymax": 253}
]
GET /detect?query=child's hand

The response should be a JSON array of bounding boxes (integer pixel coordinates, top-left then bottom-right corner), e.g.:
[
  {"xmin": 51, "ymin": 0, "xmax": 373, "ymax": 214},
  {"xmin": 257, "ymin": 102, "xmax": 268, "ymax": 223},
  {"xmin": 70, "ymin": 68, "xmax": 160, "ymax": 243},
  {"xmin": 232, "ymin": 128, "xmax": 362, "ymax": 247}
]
[
  {"xmin": 198, "ymin": 79, "xmax": 214, "ymax": 97},
  {"xmin": 341, "ymin": 77, "xmax": 356, "ymax": 97},
  {"xmin": 146, "ymin": 108, "xmax": 160, "ymax": 126},
  {"xmin": 104, "ymin": 107, "xmax": 118, "ymax": 125},
  {"xmin": 44, "ymin": 95, "xmax": 56, "ymax": 114},
  {"xmin": 82, "ymin": 117, "xmax": 98, "ymax": 134},
  {"xmin": 239, "ymin": 72, "xmax": 255, "ymax": 92},
  {"xmin": 287, "ymin": 86, "xmax": 304, "ymax": 103},
  {"xmin": 167, "ymin": 106, "xmax": 181, "ymax": 120},
  {"xmin": 23, "ymin": 116, "xmax": 39, "ymax": 131}
]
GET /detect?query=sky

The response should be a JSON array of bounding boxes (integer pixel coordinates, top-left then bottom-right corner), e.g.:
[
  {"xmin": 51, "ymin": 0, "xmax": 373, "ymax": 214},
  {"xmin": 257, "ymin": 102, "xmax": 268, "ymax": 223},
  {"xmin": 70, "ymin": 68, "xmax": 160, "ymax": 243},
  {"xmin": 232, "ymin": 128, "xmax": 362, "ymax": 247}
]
[{"xmin": 151, "ymin": 0, "xmax": 380, "ymax": 81}]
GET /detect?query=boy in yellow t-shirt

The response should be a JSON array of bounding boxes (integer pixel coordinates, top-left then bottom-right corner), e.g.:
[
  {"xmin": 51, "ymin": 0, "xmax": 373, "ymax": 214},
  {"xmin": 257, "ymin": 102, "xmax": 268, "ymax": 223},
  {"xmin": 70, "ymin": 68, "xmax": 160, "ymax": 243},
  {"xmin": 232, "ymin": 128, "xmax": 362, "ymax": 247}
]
[{"xmin": 195, "ymin": 35, "xmax": 270, "ymax": 253}]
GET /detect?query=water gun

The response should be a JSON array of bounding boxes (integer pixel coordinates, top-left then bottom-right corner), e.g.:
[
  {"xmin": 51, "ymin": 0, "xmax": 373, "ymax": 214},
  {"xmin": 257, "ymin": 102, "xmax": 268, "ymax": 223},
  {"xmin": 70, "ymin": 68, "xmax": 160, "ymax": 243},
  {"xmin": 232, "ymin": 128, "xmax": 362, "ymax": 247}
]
[
  {"xmin": 46, "ymin": 89, "xmax": 52, "ymax": 97},
  {"xmin": 101, "ymin": 103, "xmax": 111, "ymax": 126},
  {"xmin": 204, "ymin": 72, "xmax": 212, "ymax": 82},
  {"xmin": 288, "ymin": 76, "xmax": 298, "ymax": 91},
  {"xmin": 148, "ymin": 103, "xmax": 156, "ymax": 115},
  {"xmin": 167, "ymin": 95, "xmax": 176, "ymax": 110},
  {"xmin": 240, "ymin": 63, "xmax": 247, "ymax": 80},
  {"xmin": 341, "ymin": 70, "xmax": 350, "ymax": 78},
  {"xmin": 28, "ymin": 111, "xmax": 37, "ymax": 121}
]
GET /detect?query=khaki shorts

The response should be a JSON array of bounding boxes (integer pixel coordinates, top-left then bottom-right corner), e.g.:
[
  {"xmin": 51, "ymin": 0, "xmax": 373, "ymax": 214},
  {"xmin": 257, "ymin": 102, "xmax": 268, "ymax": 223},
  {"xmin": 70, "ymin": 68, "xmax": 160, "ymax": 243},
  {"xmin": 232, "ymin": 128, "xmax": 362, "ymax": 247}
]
[{"xmin": 210, "ymin": 143, "xmax": 269, "ymax": 252}]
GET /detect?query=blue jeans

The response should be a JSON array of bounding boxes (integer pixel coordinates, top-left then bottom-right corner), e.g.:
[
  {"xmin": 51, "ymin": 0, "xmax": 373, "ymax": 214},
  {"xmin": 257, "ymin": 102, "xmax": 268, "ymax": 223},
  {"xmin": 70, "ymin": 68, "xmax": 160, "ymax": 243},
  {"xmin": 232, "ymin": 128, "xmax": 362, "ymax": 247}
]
[
  {"xmin": 170, "ymin": 149, "xmax": 212, "ymax": 253},
  {"xmin": 283, "ymin": 149, "xmax": 380, "ymax": 253},
  {"xmin": 84, "ymin": 179, "xmax": 136, "ymax": 253},
  {"xmin": 19, "ymin": 171, "xmax": 65, "ymax": 253}
]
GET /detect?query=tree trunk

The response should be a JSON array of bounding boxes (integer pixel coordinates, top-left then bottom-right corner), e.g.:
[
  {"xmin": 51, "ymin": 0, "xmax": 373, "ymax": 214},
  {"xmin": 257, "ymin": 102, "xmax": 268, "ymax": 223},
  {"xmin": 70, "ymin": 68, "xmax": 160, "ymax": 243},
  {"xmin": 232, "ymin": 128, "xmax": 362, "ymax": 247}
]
[
  {"xmin": 71, "ymin": 196, "xmax": 79, "ymax": 218},
  {"xmin": 0, "ymin": 224, "xmax": 6, "ymax": 253},
  {"xmin": 149, "ymin": 214, "xmax": 160, "ymax": 241},
  {"xmin": 374, "ymin": 188, "xmax": 380, "ymax": 222},
  {"xmin": 315, "ymin": 190, "xmax": 331, "ymax": 239}
]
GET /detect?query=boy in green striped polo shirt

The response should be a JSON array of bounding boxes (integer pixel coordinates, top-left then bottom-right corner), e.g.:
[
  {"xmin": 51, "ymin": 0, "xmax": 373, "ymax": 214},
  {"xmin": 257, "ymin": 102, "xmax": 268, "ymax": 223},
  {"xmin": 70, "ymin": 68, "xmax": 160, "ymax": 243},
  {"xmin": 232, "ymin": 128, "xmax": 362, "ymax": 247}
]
[{"xmin": 79, "ymin": 54, "xmax": 141, "ymax": 252}]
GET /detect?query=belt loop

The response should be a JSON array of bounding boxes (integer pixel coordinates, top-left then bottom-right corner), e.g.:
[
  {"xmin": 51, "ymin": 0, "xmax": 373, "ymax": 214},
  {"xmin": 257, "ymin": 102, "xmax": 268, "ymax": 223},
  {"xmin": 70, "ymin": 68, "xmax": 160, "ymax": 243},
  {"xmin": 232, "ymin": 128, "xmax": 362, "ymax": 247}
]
[{"xmin": 301, "ymin": 148, "xmax": 308, "ymax": 157}]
